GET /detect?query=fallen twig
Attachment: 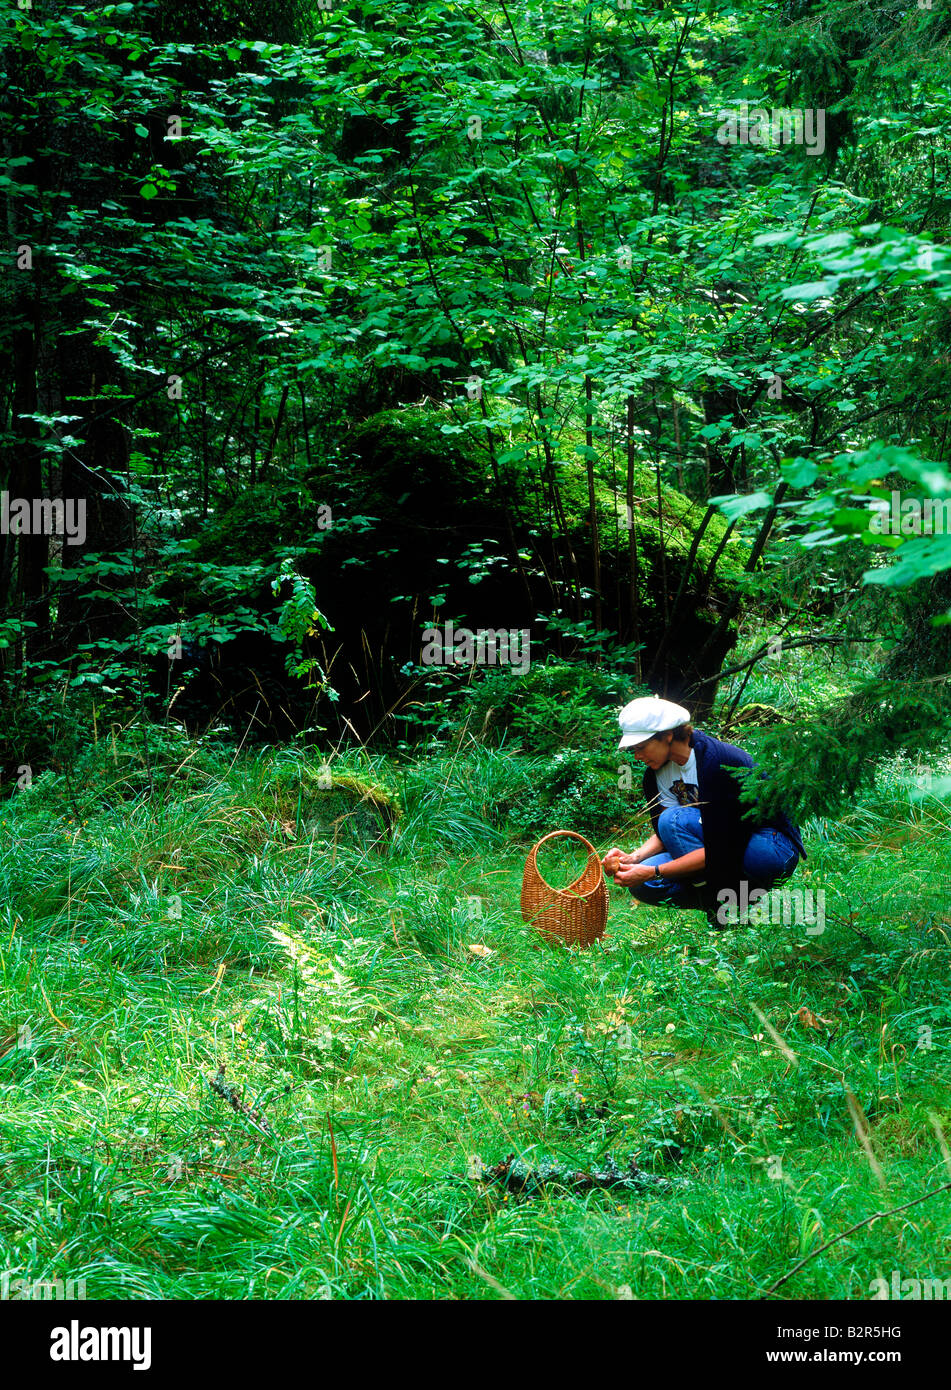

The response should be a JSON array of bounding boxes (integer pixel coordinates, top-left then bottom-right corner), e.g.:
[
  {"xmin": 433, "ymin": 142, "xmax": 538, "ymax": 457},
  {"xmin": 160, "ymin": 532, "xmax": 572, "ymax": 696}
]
[
  {"xmin": 472, "ymin": 1153, "xmax": 680, "ymax": 1197},
  {"xmin": 207, "ymin": 1064, "xmax": 274, "ymax": 1137},
  {"xmin": 762, "ymin": 1182, "xmax": 951, "ymax": 1296}
]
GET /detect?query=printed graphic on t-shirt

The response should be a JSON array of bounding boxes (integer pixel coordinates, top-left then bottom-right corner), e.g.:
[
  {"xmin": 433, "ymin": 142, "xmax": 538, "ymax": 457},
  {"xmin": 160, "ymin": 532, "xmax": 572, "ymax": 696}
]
[
  {"xmin": 655, "ymin": 749, "xmax": 700, "ymax": 810},
  {"xmin": 669, "ymin": 778, "xmax": 699, "ymax": 806}
]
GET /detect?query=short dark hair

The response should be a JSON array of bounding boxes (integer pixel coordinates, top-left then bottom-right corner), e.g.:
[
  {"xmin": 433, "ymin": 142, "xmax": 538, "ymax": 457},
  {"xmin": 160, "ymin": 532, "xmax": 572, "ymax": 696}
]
[{"xmin": 669, "ymin": 722, "xmax": 693, "ymax": 741}]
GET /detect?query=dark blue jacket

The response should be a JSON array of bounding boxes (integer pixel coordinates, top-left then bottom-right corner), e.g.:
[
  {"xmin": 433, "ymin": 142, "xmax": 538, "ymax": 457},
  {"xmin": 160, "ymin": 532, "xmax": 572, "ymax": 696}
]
[{"xmin": 642, "ymin": 728, "xmax": 805, "ymax": 905}]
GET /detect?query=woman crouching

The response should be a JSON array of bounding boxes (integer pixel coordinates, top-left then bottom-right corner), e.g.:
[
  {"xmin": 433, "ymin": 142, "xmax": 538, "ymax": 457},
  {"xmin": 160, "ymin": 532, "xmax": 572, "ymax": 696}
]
[{"xmin": 603, "ymin": 696, "xmax": 805, "ymax": 928}]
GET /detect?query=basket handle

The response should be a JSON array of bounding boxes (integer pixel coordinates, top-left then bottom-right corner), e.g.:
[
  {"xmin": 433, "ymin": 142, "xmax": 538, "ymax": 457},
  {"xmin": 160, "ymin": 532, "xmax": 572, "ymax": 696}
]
[
  {"xmin": 528, "ymin": 830, "xmax": 604, "ymax": 890},
  {"xmin": 530, "ymin": 829, "xmax": 601, "ymax": 856}
]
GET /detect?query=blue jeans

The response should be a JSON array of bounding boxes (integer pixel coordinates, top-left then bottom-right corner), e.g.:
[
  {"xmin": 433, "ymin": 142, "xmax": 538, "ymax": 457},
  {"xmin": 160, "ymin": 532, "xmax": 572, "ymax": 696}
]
[{"xmin": 629, "ymin": 806, "xmax": 800, "ymax": 910}]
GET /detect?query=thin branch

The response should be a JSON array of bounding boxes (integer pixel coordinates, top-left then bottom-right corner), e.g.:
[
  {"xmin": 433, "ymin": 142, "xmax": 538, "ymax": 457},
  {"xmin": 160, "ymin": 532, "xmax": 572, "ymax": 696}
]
[
  {"xmin": 762, "ymin": 1182, "xmax": 951, "ymax": 1297},
  {"xmin": 690, "ymin": 633, "xmax": 877, "ymax": 694}
]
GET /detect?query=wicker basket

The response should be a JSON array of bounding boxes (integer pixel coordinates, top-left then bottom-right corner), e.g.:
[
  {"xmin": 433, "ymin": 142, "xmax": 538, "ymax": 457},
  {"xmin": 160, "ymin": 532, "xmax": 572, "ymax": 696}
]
[{"xmin": 521, "ymin": 830, "xmax": 608, "ymax": 948}]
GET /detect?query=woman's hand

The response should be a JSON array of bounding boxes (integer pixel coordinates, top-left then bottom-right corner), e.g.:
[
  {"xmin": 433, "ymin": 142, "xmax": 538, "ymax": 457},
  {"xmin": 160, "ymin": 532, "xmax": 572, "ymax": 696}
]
[
  {"xmin": 602, "ymin": 847, "xmax": 624, "ymax": 877},
  {"xmin": 615, "ymin": 862, "xmax": 659, "ymax": 888},
  {"xmin": 603, "ymin": 848, "xmax": 640, "ymax": 877}
]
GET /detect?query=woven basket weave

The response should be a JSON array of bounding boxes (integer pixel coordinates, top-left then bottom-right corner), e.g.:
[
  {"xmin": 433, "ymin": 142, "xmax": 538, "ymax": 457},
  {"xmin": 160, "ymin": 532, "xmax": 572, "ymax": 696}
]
[{"xmin": 521, "ymin": 830, "xmax": 608, "ymax": 948}]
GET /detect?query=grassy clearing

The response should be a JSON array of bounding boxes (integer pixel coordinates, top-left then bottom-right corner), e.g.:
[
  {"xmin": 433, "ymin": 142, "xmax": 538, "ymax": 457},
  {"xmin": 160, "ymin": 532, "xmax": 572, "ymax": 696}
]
[{"xmin": 1, "ymin": 728, "xmax": 950, "ymax": 1301}]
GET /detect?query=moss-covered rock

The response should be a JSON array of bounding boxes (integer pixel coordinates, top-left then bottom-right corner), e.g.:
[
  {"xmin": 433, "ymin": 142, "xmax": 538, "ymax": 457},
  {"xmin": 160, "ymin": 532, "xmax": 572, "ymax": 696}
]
[{"xmin": 261, "ymin": 765, "xmax": 401, "ymax": 847}]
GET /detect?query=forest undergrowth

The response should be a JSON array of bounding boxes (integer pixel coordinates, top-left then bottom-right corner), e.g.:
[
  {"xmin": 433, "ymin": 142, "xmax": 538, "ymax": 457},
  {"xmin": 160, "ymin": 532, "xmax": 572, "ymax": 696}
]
[{"xmin": 1, "ymin": 646, "xmax": 950, "ymax": 1301}]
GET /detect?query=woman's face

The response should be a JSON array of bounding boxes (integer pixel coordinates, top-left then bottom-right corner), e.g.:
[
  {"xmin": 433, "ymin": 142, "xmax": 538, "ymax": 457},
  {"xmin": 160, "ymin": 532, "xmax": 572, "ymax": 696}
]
[{"xmin": 630, "ymin": 730, "xmax": 674, "ymax": 769}]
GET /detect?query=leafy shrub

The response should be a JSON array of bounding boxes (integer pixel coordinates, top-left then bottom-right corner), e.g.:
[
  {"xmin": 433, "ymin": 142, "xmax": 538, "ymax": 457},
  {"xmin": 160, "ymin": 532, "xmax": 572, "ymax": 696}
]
[
  {"xmin": 733, "ymin": 676, "xmax": 951, "ymax": 823},
  {"xmin": 64, "ymin": 721, "xmax": 231, "ymax": 808},
  {"xmin": 0, "ymin": 681, "xmax": 108, "ymax": 784},
  {"xmin": 461, "ymin": 660, "xmax": 645, "ymax": 754},
  {"xmin": 506, "ymin": 747, "xmax": 645, "ymax": 841}
]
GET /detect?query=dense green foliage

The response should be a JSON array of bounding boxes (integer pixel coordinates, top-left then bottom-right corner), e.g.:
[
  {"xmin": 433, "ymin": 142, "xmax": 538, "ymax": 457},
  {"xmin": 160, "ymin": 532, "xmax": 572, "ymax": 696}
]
[
  {"xmin": 2, "ymin": 0, "xmax": 951, "ymax": 1306},
  {"xmin": 3, "ymin": 0, "xmax": 951, "ymax": 750}
]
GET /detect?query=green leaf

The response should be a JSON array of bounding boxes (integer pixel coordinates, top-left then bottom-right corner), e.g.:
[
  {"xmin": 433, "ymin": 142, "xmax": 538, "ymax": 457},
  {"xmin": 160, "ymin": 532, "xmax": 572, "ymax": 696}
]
[
  {"xmin": 711, "ymin": 491, "xmax": 773, "ymax": 521},
  {"xmin": 752, "ymin": 231, "xmax": 799, "ymax": 248},
  {"xmin": 803, "ymin": 232, "xmax": 854, "ymax": 254},
  {"xmin": 782, "ymin": 458, "xmax": 819, "ymax": 487},
  {"xmin": 781, "ymin": 280, "xmax": 839, "ymax": 302}
]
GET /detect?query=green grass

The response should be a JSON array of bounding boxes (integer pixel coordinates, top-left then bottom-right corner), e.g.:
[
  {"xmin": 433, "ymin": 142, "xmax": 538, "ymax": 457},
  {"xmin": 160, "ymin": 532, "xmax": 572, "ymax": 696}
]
[{"xmin": 1, "ymin": 724, "xmax": 950, "ymax": 1301}]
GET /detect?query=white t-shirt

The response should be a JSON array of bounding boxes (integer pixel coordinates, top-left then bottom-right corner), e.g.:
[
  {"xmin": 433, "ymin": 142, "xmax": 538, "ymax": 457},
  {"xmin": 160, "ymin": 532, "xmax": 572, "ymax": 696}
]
[{"xmin": 655, "ymin": 749, "xmax": 700, "ymax": 809}]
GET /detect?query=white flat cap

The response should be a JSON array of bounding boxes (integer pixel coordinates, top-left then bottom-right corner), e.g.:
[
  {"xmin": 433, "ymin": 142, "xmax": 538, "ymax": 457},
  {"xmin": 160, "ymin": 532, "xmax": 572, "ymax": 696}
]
[{"xmin": 618, "ymin": 696, "xmax": 691, "ymax": 750}]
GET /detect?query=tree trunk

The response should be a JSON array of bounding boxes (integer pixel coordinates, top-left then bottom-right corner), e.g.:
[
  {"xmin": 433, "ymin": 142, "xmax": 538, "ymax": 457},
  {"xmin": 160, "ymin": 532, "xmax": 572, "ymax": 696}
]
[{"xmin": 54, "ymin": 332, "xmax": 133, "ymax": 654}]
